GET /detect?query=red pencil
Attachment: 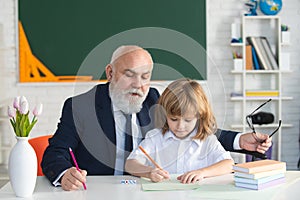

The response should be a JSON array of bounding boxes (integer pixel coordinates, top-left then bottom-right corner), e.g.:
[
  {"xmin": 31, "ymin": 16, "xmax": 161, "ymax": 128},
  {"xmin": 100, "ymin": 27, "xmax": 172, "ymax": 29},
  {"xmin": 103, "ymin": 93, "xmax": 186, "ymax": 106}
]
[{"xmin": 69, "ymin": 147, "xmax": 87, "ymax": 190}]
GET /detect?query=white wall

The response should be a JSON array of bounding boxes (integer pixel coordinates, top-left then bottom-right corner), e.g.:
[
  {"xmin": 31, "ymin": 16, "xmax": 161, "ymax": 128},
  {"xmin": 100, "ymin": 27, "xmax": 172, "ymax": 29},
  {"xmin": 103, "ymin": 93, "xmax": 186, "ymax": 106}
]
[{"xmin": 0, "ymin": 0, "xmax": 299, "ymax": 169}]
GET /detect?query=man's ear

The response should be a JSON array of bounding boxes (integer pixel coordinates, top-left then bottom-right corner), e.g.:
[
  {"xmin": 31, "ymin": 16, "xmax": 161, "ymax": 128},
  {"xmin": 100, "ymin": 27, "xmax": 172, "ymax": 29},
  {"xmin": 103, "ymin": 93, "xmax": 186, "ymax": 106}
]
[{"xmin": 105, "ymin": 64, "xmax": 113, "ymax": 81}]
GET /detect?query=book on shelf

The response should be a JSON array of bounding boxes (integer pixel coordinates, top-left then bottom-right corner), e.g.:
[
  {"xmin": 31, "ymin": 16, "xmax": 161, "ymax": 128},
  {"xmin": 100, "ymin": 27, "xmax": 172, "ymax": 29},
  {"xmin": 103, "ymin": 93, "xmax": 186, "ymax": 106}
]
[
  {"xmin": 245, "ymin": 45, "xmax": 253, "ymax": 70},
  {"xmin": 247, "ymin": 36, "xmax": 277, "ymax": 70},
  {"xmin": 255, "ymin": 37, "xmax": 272, "ymax": 70},
  {"xmin": 235, "ymin": 177, "xmax": 285, "ymax": 190},
  {"xmin": 251, "ymin": 46, "xmax": 261, "ymax": 70},
  {"xmin": 233, "ymin": 160, "xmax": 286, "ymax": 174},
  {"xmin": 245, "ymin": 90, "xmax": 279, "ymax": 97},
  {"xmin": 234, "ymin": 168, "xmax": 286, "ymax": 179},
  {"xmin": 234, "ymin": 173, "xmax": 285, "ymax": 184},
  {"xmin": 260, "ymin": 36, "xmax": 279, "ymax": 70}
]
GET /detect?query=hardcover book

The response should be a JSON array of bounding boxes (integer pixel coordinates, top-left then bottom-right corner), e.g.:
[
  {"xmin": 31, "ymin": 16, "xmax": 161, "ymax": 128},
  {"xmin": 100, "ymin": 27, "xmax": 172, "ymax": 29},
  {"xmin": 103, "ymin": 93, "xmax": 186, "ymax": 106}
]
[
  {"xmin": 245, "ymin": 45, "xmax": 253, "ymax": 70},
  {"xmin": 234, "ymin": 173, "xmax": 285, "ymax": 184},
  {"xmin": 245, "ymin": 90, "xmax": 279, "ymax": 97},
  {"xmin": 251, "ymin": 46, "xmax": 261, "ymax": 70},
  {"xmin": 255, "ymin": 37, "xmax": 272, "ymax": 70},
  {"xmin": 234, "ymin": 168, "xmax": 286, "ymax": 179},
  {"xmin": 235, "ymin": 177, "xmax": 285, "ymax": 190},
  {"xmin": 233, "ymin": 159, "xmax": 286, "ymax": 174},
  {"xmin": 247, "ymin": 36, "xmax": 269, "ymax": 70},
  {"xmin": 260, "ymin": 36, "xmax": 279, "ymax": 70}
]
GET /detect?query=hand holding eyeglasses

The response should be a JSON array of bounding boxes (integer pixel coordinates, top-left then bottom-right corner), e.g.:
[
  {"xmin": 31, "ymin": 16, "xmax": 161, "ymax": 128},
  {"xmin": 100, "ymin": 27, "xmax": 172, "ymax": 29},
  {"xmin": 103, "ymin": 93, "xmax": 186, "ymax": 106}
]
[
  {"xmin": 240, "ymin": 132, "xmax": 272, "ymax": 154},
  {"xmin": 237, "ymin": 99, "xmax": 281, "ymax": 159},
  {"xmin": 246, "ymin": 99, "xmax": 282, "ymax": 142}
]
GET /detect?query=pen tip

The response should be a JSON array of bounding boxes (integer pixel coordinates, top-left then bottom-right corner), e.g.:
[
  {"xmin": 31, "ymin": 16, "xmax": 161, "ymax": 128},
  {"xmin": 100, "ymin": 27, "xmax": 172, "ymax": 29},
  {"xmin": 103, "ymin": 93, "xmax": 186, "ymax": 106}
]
[{"xmin": 69, "ymin": 147, "xmax": 72, "ymax": 151}]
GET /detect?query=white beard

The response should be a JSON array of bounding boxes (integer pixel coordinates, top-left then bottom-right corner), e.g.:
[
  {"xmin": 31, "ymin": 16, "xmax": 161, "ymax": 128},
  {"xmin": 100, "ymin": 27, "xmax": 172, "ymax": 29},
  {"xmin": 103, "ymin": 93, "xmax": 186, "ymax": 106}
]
[{"xmin": 109, "ymin": 83, "xmax": 149, "ymax": 114}]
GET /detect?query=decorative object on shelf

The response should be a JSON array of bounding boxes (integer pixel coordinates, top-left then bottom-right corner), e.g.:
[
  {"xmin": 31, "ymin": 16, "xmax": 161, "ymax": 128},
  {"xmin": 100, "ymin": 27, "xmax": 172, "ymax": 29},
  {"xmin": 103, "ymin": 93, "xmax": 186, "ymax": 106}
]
[
  {"xmin": 7, "ymin": 96, "xmax": 43, "ymax": 197},
  {"xmin": 231, "ymin": 23, "xmax": 242, "ymax": 43},
  {"xmin": 234, "ymin": 59, "xmax": 243, "ymax": 71},
  {"xmin": 244, "ymin": 0, "xmax": 258, "ymax": 16},
  {"xmin": 281, "ymin": 24, "xmax": 290, "ymax": 44},
  {"xmin": 259, "ymin": 0, "xmax": 282, "ymax": 16}
]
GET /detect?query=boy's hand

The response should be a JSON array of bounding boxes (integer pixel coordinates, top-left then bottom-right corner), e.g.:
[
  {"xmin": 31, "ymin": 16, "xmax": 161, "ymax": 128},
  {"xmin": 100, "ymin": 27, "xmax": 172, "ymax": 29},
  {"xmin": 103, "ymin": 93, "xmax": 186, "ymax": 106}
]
[
  {"xmin": 149, "ymin": 168, "xmax": 170, "ymax": 182},
  {"xmin": 177, "ymin": 170, "xmax": 203, "ymax": 184}
]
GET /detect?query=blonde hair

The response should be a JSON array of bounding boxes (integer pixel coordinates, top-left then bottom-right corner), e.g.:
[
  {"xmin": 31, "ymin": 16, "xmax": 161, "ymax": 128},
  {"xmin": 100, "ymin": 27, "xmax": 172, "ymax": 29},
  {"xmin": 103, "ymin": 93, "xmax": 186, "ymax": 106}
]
[{"xmin": 155, "ymin": 78, "xmax": 217, "ymax": 140}]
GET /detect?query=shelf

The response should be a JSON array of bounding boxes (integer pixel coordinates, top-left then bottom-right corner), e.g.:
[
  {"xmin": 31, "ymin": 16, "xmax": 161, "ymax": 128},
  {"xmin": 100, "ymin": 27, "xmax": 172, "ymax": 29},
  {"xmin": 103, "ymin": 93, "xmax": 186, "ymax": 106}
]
[
  {"xmin": 244, "ymin": 15, "xmax": 280, "ymax": 20},
  {"xmin": 231, "ymin": 123, "xmax": 293, "ymax": 129},
  {"xmin": 230, "ymin": 43, "xmax": 243, "ymax": 47},
  {"xmin": 230, "ymin": 96, "xmax": 293, "ymax": 101},
  {"xmin": 231, "ymin": 70, "xmax": 292, "ymax": 74},
  {"xmin": 230, "ymin": 15, "xmax": 291, "ymax": 161}
]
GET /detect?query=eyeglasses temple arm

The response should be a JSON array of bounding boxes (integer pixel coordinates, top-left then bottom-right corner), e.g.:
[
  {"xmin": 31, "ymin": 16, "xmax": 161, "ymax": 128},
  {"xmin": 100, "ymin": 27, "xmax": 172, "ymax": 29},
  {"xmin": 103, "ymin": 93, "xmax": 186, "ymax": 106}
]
[
  {"xmin": 249, "ymin": 98, "xmax": 272, "ymax": 116},
  {"xmin": 269, "ymin": 120, "xmax": 282, "ymax": 138}
]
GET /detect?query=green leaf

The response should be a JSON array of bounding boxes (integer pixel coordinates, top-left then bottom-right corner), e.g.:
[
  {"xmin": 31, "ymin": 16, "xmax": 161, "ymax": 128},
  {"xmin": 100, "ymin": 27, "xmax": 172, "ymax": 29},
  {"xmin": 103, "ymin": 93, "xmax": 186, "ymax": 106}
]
[
  {"xmin": 26, "ymin": 119, "xmax": 37, "ymax": 136},
  {"xmin": 9, "ymin": 119, "xmax": 16, "ymax": 134}
]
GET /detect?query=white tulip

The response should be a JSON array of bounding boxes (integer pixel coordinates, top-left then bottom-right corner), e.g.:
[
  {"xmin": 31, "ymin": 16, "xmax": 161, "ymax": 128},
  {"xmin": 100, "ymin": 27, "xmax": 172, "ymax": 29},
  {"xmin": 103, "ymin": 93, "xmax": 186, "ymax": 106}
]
[
  {"xmin": 19, "ymin": 100, "xmax": 29, "ymax": 114},
  {"xmin": 7, "ymin": 106, "xmax": 16, "ymax": 118},
  {"xmin": 33, "ymin": 103, "xmax": 43, "ymax": 116},
  {"xmin": 13, "ymin": 96, "xmax": 20, "ymax": 110}
]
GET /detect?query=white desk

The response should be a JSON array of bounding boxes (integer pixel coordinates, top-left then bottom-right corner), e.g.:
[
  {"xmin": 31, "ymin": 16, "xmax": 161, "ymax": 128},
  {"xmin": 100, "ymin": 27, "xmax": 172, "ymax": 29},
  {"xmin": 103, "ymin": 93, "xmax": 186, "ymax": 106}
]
[{"xmin": 0, "ymin": 171, "xmax": 299, "ymax": 200}]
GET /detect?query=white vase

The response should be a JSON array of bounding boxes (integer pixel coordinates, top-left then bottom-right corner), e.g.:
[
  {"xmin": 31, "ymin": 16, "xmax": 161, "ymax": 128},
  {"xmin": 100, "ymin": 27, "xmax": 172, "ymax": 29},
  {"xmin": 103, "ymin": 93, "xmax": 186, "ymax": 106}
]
[{"xmin": 8, "ymin": 136, "xmax": 37, "ymax": 197}]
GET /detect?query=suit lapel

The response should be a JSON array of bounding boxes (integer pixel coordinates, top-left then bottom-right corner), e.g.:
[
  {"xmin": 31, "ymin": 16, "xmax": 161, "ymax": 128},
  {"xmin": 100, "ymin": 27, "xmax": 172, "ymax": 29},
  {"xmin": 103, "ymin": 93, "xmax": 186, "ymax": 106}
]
[
  {"xmin": 95, "ymin": 83, "xmax": 116, "ymax": 145},
  {"xmin": 94, "ymin": 83, "xmax": 116, "ymax": 172}
]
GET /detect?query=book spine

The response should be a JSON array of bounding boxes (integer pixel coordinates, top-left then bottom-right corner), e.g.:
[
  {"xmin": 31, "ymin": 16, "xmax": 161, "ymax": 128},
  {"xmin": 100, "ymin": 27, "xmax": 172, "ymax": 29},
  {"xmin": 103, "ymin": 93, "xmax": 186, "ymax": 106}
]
[
  {"xmin": 248, "ymin": 163, "xmax": 286, "ymax": 174},
  {"xmin": 251, "ymin": 46, "xmax": 261, "ymax": 70},
  {"xmin": 235, "ymin": 177, "xmax": 285, "ymax": 190},
  {"xmin": 247, "ymin": 37, "xmax": 267, "ymax": 70},
  {"xmin": 261, "ymin": 37, "xmax": 279, "ymax": 70},
  {"xmin": 234, "ymin": 173, "xmax": 285, "ymax": 184},
  {"xmin": 246, "ymin": 36, "xmax": 264, "ymax": 69},
  {"xmin": 255, "ymin": 37, "xmax": 272, "ymax": 70},
  {"xmin": 245, "ymin": 45, "xmax": 253, "ymax": 70},
  {"xmin": 234, "ymin": 168, "xmax": 286, "ymax": 179},
  {"xmin": 245, "ymin": 91, "xmax": 279, "ymax": 97}
]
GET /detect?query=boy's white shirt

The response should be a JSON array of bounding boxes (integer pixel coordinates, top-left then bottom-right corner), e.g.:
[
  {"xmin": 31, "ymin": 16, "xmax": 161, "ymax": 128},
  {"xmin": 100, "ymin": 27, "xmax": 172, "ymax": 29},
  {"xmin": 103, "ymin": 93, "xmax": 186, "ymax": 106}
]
[{"xmin": 127, "ymin": 128, "xmax": 233, "ymax": 174}]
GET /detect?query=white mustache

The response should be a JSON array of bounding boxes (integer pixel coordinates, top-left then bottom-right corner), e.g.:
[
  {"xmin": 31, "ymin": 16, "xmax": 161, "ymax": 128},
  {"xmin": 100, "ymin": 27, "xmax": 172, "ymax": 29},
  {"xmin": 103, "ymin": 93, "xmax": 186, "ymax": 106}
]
[{"xmin": 125, "ymin": 89, "xmax": 144, "ymax": 97}]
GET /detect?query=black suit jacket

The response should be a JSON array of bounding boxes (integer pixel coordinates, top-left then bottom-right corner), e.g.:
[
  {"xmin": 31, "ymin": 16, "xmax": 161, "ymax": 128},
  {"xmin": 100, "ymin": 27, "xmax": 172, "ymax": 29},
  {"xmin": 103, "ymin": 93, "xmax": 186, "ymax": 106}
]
[
  {"xmin": 41, "ymin": 83, "xmax": 160, "ymax": 182},
  {"xmin": 41, "ymin": 83, "xmax": 238, "ymax": 183}
]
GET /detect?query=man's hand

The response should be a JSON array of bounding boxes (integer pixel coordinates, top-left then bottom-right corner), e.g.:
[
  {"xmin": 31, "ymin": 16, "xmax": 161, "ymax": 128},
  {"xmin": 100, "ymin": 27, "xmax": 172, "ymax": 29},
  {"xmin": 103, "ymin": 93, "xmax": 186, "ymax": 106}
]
[
  {"xmin": 61, "ymin": 167, "xmax": 87, "ymax": 191},
  {"xmin": 240, "ymin": 132, "xmax": 272, "ymax": 154}
]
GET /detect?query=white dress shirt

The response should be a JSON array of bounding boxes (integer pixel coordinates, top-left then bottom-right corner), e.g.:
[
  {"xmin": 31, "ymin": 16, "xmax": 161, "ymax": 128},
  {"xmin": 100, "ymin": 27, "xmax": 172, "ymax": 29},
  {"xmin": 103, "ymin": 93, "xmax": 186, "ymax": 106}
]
[
  {"xmin": 113, "ymin": 105, "xmax": 142, "ymax": 175},
  {"xmin": 127, "ymin": 128, "xmax": 233, "ymax": 174}
]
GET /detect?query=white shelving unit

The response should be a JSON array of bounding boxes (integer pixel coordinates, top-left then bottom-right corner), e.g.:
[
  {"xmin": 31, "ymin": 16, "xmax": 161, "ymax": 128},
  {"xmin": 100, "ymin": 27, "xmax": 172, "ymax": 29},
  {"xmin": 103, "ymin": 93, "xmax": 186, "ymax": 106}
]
[{"xmin": 230, "ymin": 16, "xmax": 292, "ymax": 161}]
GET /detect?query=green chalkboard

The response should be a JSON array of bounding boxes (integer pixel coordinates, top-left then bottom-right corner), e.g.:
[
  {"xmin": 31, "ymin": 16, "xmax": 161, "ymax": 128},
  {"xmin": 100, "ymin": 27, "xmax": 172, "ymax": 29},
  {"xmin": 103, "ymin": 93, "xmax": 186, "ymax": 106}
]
[{"xmin": 18, "ymin": 0, "xmax": 206, "ymax": 81}]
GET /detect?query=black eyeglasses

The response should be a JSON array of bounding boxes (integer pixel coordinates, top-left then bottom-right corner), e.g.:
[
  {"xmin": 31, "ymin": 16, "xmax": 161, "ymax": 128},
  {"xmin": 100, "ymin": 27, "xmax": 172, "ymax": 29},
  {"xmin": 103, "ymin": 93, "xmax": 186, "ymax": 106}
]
[{"xmin": 246, "ymin": 99, "xmax": 281, "ymax": 138}]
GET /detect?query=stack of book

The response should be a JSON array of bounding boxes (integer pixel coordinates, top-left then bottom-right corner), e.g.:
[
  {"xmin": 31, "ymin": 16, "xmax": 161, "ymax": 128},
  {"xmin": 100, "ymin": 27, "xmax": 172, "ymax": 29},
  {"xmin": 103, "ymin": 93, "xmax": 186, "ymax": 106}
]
[
  {"xmin": 246, "ymin": 36, "xmax": 279, "ymax": 70},
  {"xmin": 233, "ymin": 159, "xmax": 286, "ymax": 190}
]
